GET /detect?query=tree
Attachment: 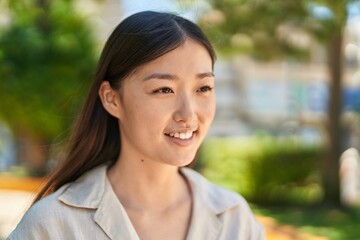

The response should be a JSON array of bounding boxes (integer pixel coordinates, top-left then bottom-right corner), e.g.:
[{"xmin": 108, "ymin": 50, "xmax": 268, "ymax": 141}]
[
  {"xmin": 0, "ymin": 0, "xmax": 96, "ymax": 175},
  {"xmin": 197, "ymin": 0, "xmax": 357, "ymax": 206}
]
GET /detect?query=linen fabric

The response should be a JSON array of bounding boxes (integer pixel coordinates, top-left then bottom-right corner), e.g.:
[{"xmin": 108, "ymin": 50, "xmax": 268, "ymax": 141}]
[{"xmin": 8, "ymin": 165, "xmax": 264, "ymax": 240}]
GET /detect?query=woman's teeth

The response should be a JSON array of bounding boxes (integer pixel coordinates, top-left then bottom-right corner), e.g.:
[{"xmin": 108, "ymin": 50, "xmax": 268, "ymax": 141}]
[{"xmin": 168, "ymin": 131, "xmax": 193, "ymax": 140}]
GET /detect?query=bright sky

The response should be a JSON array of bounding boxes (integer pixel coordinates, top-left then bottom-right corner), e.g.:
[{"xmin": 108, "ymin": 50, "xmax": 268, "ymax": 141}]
[
  {"xmin": 348, "ymin": 2, "xmax": 360, "ymax": 21},
  {"xmin": 122, "ymin": 0, "xmax": 177, "ymax": 17},
  {"xmin": 122, "ymin": 0, "xmax": 209, "ymax": 21}
]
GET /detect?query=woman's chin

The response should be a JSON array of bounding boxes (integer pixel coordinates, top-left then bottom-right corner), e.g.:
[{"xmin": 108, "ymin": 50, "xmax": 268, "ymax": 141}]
[{"xmin": 162, "ymin": 156, "xmax": 196, "ymax": 167}]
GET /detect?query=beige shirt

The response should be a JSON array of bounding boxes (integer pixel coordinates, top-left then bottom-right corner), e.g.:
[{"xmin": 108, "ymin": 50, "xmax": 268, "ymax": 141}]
[{"xmin": 8, "ymin": 166, "xmax": 264, "ymax": 240}]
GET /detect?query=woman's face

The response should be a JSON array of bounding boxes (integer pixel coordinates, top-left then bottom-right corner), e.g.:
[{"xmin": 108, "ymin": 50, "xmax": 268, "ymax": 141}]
[{"xmin": 117, "ymin": 39, "xmax": 215, "ymax": 167}]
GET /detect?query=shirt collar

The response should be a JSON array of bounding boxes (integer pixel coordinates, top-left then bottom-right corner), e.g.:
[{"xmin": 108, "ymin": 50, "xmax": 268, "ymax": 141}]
[
  {"xmin": 58, "ymin": 165, "xmax": 107, "ymax": 209},
  {"xmin": 59, "ymin": 166, "xmax": 240, "ymax": 213},
  {"xmin": 179, "ymin": 167, "xmax": 244, "ymax": 240},
  {"xmin": 180, "ymin": 167, "xmax": 242, "ymax": 214},
  {"xmin": 58, "ymin": 165, "xmax": 139, "ymax": 239},
  {"xmin": 57, "ymin": 165, "xmax": 241, "ymax": 239}
]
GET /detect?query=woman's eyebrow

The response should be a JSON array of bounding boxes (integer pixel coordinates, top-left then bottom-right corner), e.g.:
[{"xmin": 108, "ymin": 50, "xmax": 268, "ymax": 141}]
[
  {"xmin": 143, "ymin": 73, "xmax": 179, "ymax": 81},
  {"xmin": 143, "ymin": 72, "xmax": 214, "ymax": 81},
  {"xmin": 197, "ymin": 72, "xmax": 215, "ymax": 79}
]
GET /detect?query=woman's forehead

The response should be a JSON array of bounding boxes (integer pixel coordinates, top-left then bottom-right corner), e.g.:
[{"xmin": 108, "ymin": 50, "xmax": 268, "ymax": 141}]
[{"xmin": 135, "ymin": 41, "xmax": 212, "ymax": 73}]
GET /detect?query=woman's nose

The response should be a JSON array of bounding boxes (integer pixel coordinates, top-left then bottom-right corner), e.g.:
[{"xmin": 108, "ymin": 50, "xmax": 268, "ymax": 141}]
[{"xmin": 173, "ymin": 94, "xmax": 196, "ymax": 123}]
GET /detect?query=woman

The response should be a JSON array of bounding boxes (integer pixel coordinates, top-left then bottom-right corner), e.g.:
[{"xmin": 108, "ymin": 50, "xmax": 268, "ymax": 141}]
[{"xmin": 8, "ymin": 11, "xmax": 264, "ymax": 240}]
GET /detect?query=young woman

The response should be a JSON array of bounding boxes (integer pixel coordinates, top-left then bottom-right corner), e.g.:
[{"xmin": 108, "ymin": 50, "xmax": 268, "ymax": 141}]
[{"xmin": 8, "ymin": 11, "xmax": 264, "ymax": 240}]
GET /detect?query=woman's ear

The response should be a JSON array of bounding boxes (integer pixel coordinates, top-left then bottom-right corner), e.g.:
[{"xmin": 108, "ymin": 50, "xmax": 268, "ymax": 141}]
[{"xmin": 98, "ymin": 81, "xmax": 122, "ymax": 119}]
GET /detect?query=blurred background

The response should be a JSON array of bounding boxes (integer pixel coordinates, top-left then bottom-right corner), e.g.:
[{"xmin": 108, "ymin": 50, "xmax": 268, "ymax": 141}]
[{"xmin": 0, "ymin": 0, "xmax": 360, "ymax": 239}]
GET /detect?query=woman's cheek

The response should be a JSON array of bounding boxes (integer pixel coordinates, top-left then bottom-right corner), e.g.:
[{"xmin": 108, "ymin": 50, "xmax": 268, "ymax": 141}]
[{"xmin": 199, "ymin": 97, "xmax": 216, "ymax": 122}]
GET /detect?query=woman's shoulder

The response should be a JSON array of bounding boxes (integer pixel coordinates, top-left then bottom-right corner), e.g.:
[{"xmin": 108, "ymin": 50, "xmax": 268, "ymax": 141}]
[
  {"xmin": 12, "ymin": 167, "xmax": 105, "ymax": 222},
  {"xmin": 7, "ymin": 185, "xmax": 70, "ymax": 240},
  {"xmin": 8, "ymin": 165, "xmax": 109, "ymax": 239},
  {"xmin": 24, "ymin": 185, "xmax": 69, "ymax": 219}
]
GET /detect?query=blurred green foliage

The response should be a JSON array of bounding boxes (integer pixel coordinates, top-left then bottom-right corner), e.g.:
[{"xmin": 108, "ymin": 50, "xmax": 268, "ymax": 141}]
[
  {"xmin": 200, "ymin": 137, "xmax": 324, "ymax": 205},
  {"xmin": 0, "ymin": 0, "xmax": 96, "ymax": 140},
  {"xmin": 198, "ymin": 0, "xmax": 351, "ymax": 59},
  {"xmin": 255, "ymin": 206, "xmax": 360, "ymax": 239},
  {"xmin": 0, "ymin": 165, "xmax": 31, "ymax": 177}
]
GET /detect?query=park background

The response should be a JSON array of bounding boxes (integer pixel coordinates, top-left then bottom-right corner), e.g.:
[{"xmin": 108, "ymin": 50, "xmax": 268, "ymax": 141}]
[{"xmin": 0, "ymin": 0, "xmax": 360, "ymax": 239}]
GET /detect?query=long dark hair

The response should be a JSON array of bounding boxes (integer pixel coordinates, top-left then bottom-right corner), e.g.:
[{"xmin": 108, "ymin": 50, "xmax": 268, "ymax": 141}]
[{"xmin": 34, "ymin": 11, "xmax": 216, "ymax": 203}]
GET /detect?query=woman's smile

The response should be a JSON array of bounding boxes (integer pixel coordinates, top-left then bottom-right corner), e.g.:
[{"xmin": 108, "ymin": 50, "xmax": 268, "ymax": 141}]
[
  {"xmin": 166, "ymin": 130, "xmax": 194, "ymax": 140},
  {"xmin": 164, "ymin": 129, "xmax": 198, "ymax": 147}
]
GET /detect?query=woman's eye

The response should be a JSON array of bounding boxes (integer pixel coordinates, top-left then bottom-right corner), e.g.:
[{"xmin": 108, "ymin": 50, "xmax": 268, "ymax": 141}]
[
  {"xmin": 153, "ymin": 87, "xmax": 174, "ymax": 94},
  {"xmin": 197, "ymin": 86, "xmax": 213, "ymax": 93}
]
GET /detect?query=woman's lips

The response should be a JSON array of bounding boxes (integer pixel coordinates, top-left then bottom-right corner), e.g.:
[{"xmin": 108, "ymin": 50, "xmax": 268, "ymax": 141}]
[{"xmin": 165, "ymin": 131, "xmax": 197, "ymax": 147}]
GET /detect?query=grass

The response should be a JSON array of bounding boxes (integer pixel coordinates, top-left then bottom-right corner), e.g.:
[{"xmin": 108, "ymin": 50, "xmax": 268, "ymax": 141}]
[{"xmin": 253, "ymin": 205, "xmax": 360, "ymax": 239}]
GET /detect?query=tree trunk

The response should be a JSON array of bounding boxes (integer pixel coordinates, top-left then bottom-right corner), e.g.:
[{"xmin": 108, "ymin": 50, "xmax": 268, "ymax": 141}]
[
  {"xmin": 323, "ymin": 30, "xmax": 343, "ymax": 206},
  {"xmin": 36, "ymin": 0, "xmax": 51, "ymax": 36}
]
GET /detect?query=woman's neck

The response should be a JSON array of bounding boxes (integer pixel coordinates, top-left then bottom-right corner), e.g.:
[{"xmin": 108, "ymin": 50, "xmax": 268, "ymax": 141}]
[{"xmin": 107, "ymin": 156, "xmax": 190, "ymax": 213}]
